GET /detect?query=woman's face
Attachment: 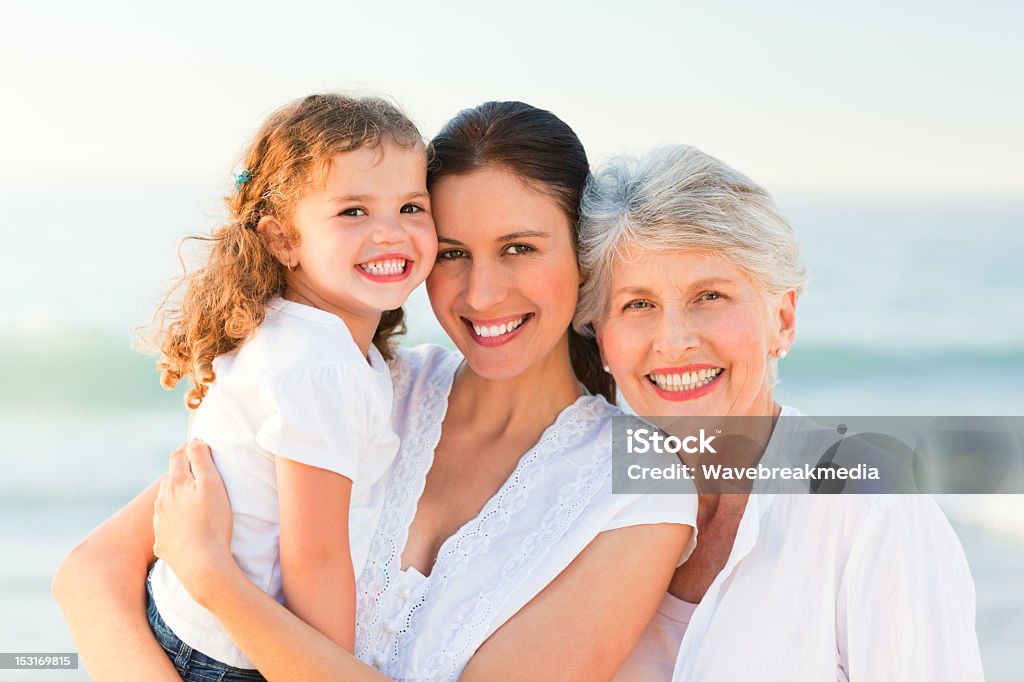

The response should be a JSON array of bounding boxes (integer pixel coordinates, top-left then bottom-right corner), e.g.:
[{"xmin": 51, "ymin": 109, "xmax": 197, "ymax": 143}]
[
  {"xmin": 596, "ymin": 249, "xmax": 795, "ymax": 418},
  {"xmin": 426, "ymin": 166, "xmax": 580, "ymax": 380}
]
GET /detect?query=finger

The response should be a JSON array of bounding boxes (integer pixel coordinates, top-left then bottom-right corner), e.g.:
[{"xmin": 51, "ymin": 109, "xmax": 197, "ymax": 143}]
[
  {"xmin": 184, "ymin": 439, "xmax": 220, "ymax": 491},
  {"xmin": 168, "ymin": 445, "xmax": 192, "ymax": 488}
]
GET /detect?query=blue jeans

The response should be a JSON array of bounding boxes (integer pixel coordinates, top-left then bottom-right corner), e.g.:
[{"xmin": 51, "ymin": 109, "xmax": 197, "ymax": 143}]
[{"xmin": 146, "ymin": 576, "xmax": 266, "ymax": 682}]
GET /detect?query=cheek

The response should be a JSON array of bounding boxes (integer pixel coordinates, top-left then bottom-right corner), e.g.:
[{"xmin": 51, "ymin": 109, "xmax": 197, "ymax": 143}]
[
  {"xmin": 599, "ymin": 320, "xmax": 645, "ymax": 375},
  {"xmin": 415, "ymin": 223, "xmax": 439, "ymax": 258},
  {"xmin": 527, "ymin": 260, "xmax": 580, "ymax": 317},
  {"xmin": 713, "ymin": 308, "xmax": 771, "ymax": 367},
  {"xmin": 426, "ymin": 268, "xmax": 458, "ymax": 319}
]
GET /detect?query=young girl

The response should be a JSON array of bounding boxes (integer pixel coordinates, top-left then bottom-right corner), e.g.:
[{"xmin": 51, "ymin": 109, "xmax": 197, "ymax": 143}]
[{"xmin": 145, "ymin": 93, "xmax": 437, "ymax": 681}]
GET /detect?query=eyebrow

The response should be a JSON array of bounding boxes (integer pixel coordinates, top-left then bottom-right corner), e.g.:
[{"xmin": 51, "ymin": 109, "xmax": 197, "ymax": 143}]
[
  {"xmin": 611, "ymin": 285, "xmax": 657, "ymax": 297},
  {"xmin": 328, "ymin": 191, "xmax": 430, "ymax": 203},
  {"xmin": 688, "ymin": 277, "xmax": 735, "ymax": 289},
  {"xmin": 437, "ymin": 230, "xmax": 551, "ymax": 246},
  {"xmin": 611, "ymin": 277, "xmax": 736, "ymax": 296}
]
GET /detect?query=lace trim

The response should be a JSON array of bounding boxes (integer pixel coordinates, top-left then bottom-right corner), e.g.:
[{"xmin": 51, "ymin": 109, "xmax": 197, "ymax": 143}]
[
  {"xmin": 392, "ymin": 398, "xmax": 618, "ymax": 681},
  {"xmin": 354, "ymin": 347, "xmax": 460, "ymax": 663}
]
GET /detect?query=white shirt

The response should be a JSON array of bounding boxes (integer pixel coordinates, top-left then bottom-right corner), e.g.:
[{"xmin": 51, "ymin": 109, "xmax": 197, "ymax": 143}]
[
  {"xmin": 353, "ymin": 345, "xmax": 699, "ymax": 681},
  {"xmin": 151, "ymin": 298, "xmax": 399, "ymax": 668},
  {"xmin": 617, "ymin": 406, "xmax": 985, "ymax": 682}
]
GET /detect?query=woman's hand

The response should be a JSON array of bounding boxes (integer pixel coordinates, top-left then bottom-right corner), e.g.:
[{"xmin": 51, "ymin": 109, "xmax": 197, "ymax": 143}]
[
  {"xmin": 152, "ymin": 440, "xmax": 235, "ymax": 608},
  {"xmin": 51, "ymin": 479, "xmax": 180, "ymax": 681}
]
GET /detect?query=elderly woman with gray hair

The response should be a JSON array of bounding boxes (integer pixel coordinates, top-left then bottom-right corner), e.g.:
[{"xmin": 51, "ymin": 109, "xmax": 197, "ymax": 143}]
[{"xmin": 574, "ymin": 145, "xmax": 985, "ymax": 681}]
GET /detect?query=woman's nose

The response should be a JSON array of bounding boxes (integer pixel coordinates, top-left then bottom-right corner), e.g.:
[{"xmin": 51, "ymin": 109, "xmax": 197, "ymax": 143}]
[
  {"xmin": 463, "ymin": 260, "xmax": 509, "ymax": 312},
  {"xmin": 652, "ymin": 307, "xmax": 700, "ymax": 356}
]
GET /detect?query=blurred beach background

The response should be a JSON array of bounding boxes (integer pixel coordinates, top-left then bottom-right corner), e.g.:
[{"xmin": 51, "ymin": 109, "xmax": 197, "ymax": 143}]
[{"xmin": 3, "ymin": 1, "xmax": 1022, "ymax": 680}]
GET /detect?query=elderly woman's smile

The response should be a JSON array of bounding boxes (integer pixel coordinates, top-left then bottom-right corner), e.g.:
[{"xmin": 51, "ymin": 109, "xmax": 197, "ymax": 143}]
[{"xmin": 598, "ymin": 249, "xmax": 793, "ymax": 417}]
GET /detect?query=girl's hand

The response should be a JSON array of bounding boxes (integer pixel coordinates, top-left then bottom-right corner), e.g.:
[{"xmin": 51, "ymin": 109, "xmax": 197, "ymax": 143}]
[{"xmin": 153, "ymin": 440, "xmax": 235, "ymax": 607}]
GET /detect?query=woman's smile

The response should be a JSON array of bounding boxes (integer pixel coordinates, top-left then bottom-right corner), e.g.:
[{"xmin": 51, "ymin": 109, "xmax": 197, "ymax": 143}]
[
  {"xmin": 646, "ymin": 365, "xmax": 724, "ymax": 401},
  {"xmin": 426, "ymin": 167, "xmax": 580, "ymax": 380},
  {"xmin": 598, "ymin": 249, "xmax": 792, "ymax": 418}
]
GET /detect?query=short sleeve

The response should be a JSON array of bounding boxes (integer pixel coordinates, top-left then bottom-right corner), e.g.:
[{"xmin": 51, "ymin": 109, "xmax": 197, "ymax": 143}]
[
  {"xmin": 836, "ymin": 496, "xmax": 985, "ymax": 681},
  {"xmin": 603, "ymin": 493, "xmax": 699, "ymax": 564},
  {"xmin": 254, "ymin": 364, "xmax": 368, "ymax": 481}
]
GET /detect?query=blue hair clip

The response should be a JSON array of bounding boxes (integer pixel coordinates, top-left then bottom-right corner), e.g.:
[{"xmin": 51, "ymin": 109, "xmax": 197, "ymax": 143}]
[{"xmin": 235, "ymin": 170, "xmax": 252, "ymax": 193}]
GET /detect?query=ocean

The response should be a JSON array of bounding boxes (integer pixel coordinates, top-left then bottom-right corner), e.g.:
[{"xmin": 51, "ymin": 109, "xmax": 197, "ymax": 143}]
[{"xmin": 1, "ymin": 184, "xmax": 1021, "ymax": 680}]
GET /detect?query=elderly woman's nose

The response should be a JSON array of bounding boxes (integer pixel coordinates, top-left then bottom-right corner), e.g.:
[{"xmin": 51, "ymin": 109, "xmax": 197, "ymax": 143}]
[
  {"xmin": 652, "ymin": 308, "xmax": 700, "ymax": 355},
  {"xmin": 463, "ymin": 260, "xmax": 510, "ymax": 311}
]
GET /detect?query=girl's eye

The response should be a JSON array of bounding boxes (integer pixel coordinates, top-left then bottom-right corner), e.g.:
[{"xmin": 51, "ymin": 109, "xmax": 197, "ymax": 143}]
[
  {"xmin": 437, "ymin": 248, "xmax": 469, "ymax": 261},
  {"xmin": 401, "ymin": 204, "xmax": 426, "ymax": 214},
  {"xmin": 339, "ymin": 207, "xmax": 367, "ymax": 217},
  {"xmin": 698, "ymin": 291, "xmax": 725, "ymax": 302},
  {"xmin": 504, "ymin": 243, "xmax": 535, "ymax": 256},
  {"xmin": 623, "ymin": 299, "xmax": 654, "ymax": 311}
]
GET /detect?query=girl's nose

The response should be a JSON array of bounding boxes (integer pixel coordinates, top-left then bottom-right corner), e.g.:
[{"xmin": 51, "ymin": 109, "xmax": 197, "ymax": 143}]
[{"xmin": 371, "ymin": 215, "xmax": 407, "ymax": 244}]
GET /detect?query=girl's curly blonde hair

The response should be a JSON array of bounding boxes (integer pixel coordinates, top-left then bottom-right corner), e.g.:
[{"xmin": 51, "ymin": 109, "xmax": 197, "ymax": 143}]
[{"xmin": 151, "ymin": 93, "xmax": 423, "ymax": 409}]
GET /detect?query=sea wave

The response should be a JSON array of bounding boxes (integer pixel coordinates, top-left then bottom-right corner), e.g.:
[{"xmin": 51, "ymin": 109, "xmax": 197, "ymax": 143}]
[{"xmin": 4, "ymin": 328, "xmax": 1021, "ymax": 410}]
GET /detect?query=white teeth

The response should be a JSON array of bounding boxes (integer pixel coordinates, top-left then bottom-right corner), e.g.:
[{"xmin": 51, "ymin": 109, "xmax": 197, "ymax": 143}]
[
  {"xmin": 360, "ymin": 258, "xmax": 408, "ymax": 276},
  {"xmin": 648, "ymin": 368, "xmax": 722, "ymax": 392},
  {"xmin": 472, "ymin": 317, "xmax": 525, "ymax": 338}
]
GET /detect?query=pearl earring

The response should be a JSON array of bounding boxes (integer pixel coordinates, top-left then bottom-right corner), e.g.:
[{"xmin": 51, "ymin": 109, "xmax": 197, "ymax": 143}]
[
  {"xmin": 603, "ymin": 365, "xmax": 611, "ymax": 373},
  {"xmin": 776, "ymin": 348, "xmax": 788, "ymax": 359}
]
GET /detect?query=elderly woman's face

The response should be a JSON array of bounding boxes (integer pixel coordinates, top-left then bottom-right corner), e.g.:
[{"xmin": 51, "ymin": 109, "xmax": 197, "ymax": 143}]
[
  {"xmin": 597, "ymin": 250, "xmax": 795, "ymax": 418},
  {"xmin": 426, "ymin": 167, "xmax": 580, "ymax": 380}
]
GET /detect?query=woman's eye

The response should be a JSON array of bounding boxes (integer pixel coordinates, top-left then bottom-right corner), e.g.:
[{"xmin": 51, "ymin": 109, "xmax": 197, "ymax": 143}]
[
  {"xmin": 339, "ymin": 207, "xmax": 367, "ymax": 217},
  {"xmin": 437, "ymin": 248, "xmax": 468, "ymax": 261},
  {"xmin": 623, "ymin": 299, "xmax": 653, "ymax": 311},
  {"xmin": 504, "ymin": 243, "xmax": 535, "ymax": 255},
  {"xmin": 400, "ymin": 203, "xmax": 426, "ymax": 214},
  {"xmin": 698, "ymin": 291, "xmax": 725, "ymax": 302}
]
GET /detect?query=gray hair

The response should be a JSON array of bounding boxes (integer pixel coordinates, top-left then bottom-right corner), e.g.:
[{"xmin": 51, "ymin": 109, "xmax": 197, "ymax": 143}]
[{"xmin": 574, "ymin": 145, "xmax": 809, "ymax": 337}]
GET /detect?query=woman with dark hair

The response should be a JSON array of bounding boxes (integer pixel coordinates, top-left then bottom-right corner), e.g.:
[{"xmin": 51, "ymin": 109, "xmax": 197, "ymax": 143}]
[{"xmin": 54, "ymin": 101, "xmax": 696, "ymax": 681}]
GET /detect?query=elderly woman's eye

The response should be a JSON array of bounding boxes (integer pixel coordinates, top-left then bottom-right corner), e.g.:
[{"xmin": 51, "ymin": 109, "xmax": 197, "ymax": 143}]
[
  {"xmin": 699, "ymin": 291, "xmax": 725, "ymax": 301},
  {"xmin": 504, "ymin": 243, "xmax": 535, "ymax": 256},
  {"xmin": 437, "ymin": 248, "xmax": 469, "ymax": 261},
  {"xmin": 623, "ymin": 299, "xmax": 653, "ymax": 311}
]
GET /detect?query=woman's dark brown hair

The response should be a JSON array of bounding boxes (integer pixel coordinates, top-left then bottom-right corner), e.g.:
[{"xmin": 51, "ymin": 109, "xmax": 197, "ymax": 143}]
[{"xmin": 427, "ymin": 101, "xmax": 615, "ymax": 403}]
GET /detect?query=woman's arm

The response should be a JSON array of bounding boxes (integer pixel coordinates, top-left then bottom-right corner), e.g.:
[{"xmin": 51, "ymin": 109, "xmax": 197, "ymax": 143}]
[
  {"xmin": 276, "ymin": 458, "xmax": 356, "ymax": 651},
  {"xmin": 154, "ymin": 441, "xmax": 388, "ymax": 682},
  {"xmin": 51, "ymin": 478, "xmax": 180, "ymax": 681},
  {"xmin": 461, "ymin": 522, "xmax": 690, "ymax": 681},
  {"xmin": 159, "ymin": 442, "xmax": 689, "ymax": 681}
]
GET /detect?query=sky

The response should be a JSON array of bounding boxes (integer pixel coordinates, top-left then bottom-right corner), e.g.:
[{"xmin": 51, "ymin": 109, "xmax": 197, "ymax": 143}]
[{"xmin": 3, "ymin": 0, "xmax": 1022, "ymax": 199}]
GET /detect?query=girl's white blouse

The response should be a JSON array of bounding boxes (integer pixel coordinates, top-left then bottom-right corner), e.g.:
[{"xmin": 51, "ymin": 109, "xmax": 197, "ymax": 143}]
[{"xmin": 354, "ymin": 344, "xmax": 698, "ymax": 681}]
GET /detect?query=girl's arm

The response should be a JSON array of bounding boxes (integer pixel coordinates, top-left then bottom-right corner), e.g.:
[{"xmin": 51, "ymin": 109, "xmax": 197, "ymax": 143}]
[
  {"xmin": 461, "ymin": 522, "xmax": 689, "ymax": 681},
  {"xmin": 276, "ymin": 458, "xmax": 356, "ymax": 651},
  {"xmin": 157, "ymin": 442, "xmax": 689, "ymax": 682},
  {"xmin": 51, "ymin": 479, "xmax": 180, "ymax": 681},
  {"xmin": 155, "ymin": 441, "xmax": 387, "ymax": 682}
]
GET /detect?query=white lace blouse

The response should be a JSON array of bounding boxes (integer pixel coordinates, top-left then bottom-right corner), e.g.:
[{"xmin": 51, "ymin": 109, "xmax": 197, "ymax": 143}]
[{"xmin": 354, "ymin": 345, "xmax": 698, "ymax": 681}]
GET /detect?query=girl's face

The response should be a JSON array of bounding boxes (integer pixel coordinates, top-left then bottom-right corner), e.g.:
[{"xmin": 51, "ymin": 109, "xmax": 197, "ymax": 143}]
[
  {"xmin": 596, "ymin": 249, "xmax": 795, "ymax": 418},
  {"xmin": 426, "ymin": 167, "xmax": 580, "ymax": 380},
  {"xmin": 278, "ymin": 142, "xmax": 437, "ymax": 323}
]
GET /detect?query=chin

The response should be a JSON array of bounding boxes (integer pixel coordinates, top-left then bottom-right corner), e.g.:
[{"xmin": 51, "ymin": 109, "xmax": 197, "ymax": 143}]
[{"xmin": 461, "ymin": 351, "xmax": 529, "ymax": 381}]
